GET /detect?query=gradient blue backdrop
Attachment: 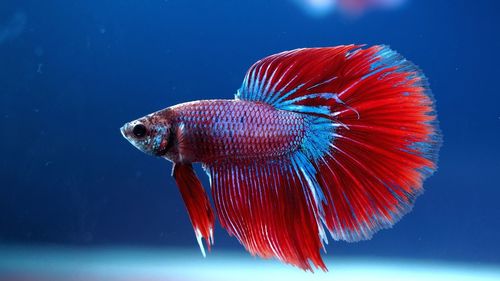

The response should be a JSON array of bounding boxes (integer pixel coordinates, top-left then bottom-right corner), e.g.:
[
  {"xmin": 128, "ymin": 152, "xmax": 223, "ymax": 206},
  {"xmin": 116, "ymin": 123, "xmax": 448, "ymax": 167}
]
[{"xmin": 0, "ymin": 0, "xmax": 499, "ymax": 265}]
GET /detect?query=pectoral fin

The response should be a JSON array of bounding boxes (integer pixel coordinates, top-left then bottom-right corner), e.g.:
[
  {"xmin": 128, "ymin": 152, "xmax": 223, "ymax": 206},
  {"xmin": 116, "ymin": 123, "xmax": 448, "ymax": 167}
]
[{"xmin": 172, "ymin": 163, "xmax": 215, "ymax": 257}]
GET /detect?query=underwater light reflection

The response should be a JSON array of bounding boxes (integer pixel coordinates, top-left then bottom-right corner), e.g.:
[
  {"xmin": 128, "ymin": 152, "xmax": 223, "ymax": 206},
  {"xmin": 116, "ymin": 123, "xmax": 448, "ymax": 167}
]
[{"xmin": 1, "ymin": 247, "xmax": 499, "ymax": 281}]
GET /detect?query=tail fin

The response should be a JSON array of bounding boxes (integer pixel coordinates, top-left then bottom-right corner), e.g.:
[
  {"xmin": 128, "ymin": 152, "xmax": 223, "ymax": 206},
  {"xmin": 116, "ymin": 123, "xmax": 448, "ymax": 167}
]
[{"xmin": 219, "ymin": 45, "xmax": 441, "ymax": 269}]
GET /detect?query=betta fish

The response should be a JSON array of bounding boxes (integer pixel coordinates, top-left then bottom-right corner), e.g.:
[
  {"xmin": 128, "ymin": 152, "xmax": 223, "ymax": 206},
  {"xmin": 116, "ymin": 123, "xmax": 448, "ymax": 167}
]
[{"xmin": 121, "ymin": 45, "xmax": 441, "ymax": 271}]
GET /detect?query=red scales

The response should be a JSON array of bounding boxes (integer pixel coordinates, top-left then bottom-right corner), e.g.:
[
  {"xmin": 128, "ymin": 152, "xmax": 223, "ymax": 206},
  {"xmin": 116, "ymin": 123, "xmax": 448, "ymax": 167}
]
[{"xmin": 168, "ymin": 100, "xmax": 306, "ymax": 162}]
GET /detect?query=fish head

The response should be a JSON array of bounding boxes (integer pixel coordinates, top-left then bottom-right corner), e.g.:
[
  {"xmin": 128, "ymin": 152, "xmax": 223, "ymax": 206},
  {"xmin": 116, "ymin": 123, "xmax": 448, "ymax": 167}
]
[{"xmin": 121, "ymin": 111, "xmax": 173, "ymax": 157}]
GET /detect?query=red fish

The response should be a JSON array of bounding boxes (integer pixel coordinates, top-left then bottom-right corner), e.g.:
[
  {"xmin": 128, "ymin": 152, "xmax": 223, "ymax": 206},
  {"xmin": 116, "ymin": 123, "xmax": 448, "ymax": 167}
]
[{"xmin": 121, "ymin": 45, "xmax": 441, "ymax": 271}]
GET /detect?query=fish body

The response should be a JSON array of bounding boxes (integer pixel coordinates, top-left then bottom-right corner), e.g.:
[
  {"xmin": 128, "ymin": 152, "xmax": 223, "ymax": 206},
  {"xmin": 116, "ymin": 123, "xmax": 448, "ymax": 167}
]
[
  {"xmin": 121, "ymin": 45, "xmax": 441, "ymax": 271},
  {"xmin": 164, "ymin": 100, "xmax": 305, "ymax": 163}
]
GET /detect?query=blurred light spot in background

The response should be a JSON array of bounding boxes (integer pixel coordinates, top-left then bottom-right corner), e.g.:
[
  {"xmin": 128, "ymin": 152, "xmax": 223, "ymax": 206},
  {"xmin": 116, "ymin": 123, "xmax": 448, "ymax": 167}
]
[
  {"xmin": 292, "ymin": 0, "xmax": 337, "ymax": 17},
  {"xmin": 292, "ymin": 0, "xmax": 406, "ymax": 17}
]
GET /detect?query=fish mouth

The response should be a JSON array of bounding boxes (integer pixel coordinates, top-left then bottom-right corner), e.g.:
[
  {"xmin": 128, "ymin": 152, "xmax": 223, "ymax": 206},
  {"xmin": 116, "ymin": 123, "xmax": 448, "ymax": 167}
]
[{"xmin": 120, "ymin": 124, "xmax": 129, "ymax": 140}]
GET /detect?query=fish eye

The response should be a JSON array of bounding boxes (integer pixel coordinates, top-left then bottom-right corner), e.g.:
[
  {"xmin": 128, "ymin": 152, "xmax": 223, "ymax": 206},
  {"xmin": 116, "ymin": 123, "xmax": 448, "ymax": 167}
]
[{"xmin": 132, "ymin": 123, "xmax": 147, "ymax": 138}]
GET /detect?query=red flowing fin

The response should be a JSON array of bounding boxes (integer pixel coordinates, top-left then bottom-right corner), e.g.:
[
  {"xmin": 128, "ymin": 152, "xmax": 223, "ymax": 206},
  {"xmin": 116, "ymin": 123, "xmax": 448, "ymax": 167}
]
[
  {"xmin": 236, "ymin": 45, "xmax": 441, "ymax": 244},
  {"xmin": 205, "ymin": 159, "xmax": 327, "ymax": 271},
  {"xmin": 236, "ymin": 45, "xmax": 361, "ymax": 113},
  {"xmin": 315, "ymin": 46, "xmax": 441, "ymax": 241},
  {"xmin": 173, "ymin": 163, "xmax": 215, "ymax": 256}
]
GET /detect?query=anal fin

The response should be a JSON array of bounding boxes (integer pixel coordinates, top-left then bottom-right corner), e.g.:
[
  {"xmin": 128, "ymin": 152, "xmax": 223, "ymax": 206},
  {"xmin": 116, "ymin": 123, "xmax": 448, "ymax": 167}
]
[{"xmin": 206, "ymin": 158, "xmax": 327, "ymax": 271}]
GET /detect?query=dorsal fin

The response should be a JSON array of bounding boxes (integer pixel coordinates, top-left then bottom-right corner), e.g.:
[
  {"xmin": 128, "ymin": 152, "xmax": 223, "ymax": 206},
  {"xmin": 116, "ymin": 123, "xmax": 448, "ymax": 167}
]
[{"xmin": 236, "ymin": 45, "xmax": 363, "ymax": 118}]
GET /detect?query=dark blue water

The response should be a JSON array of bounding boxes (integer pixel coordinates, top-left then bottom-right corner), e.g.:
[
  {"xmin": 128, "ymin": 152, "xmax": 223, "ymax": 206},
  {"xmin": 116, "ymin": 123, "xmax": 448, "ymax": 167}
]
[{"xmin": 1, "ymin": 0, "xmax": 499, "ymax": 272}]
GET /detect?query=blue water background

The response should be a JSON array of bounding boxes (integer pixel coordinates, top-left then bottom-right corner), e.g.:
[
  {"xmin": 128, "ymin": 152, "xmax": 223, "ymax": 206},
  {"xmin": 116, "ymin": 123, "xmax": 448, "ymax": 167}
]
[{"xmin": 0, "ymin": 0, "xmax": 499, "ymax": 265}]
